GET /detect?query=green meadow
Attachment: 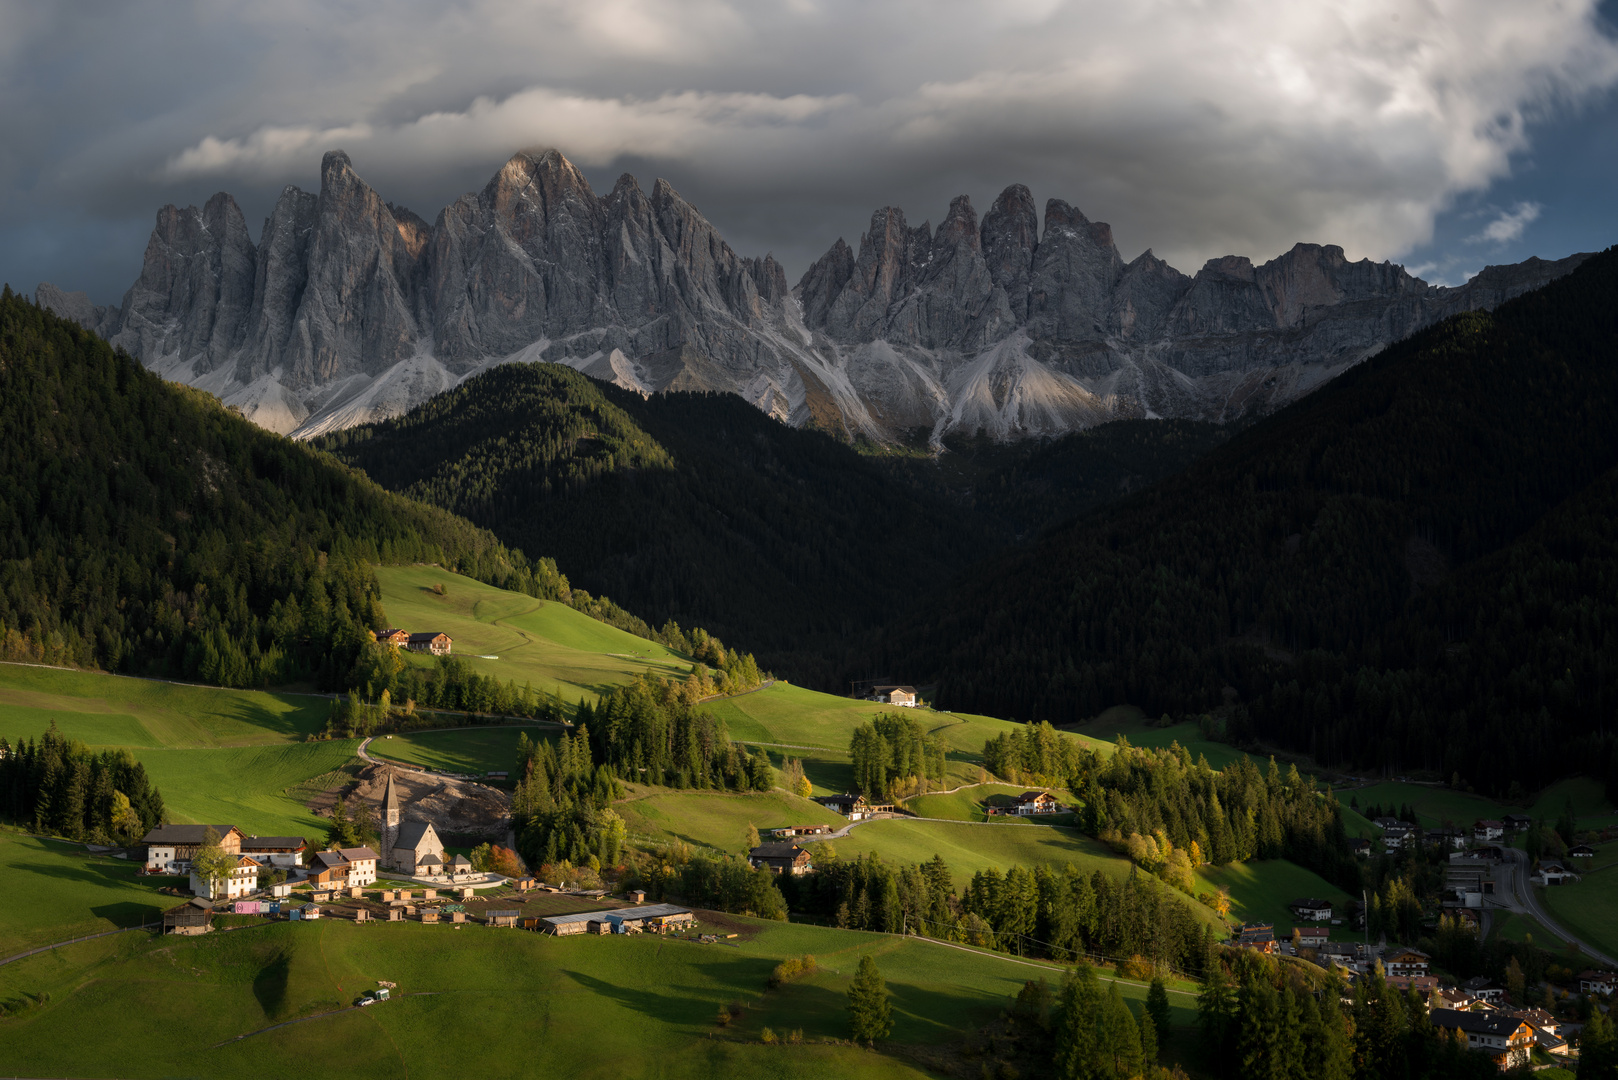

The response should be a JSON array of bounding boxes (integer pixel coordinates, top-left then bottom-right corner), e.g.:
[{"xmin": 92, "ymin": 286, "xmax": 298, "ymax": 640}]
[
  {"xmin": 1537, "ymin": 869, "xmax": 1618, "ymax": 962},
  {"xmin": 617, "ymin": 789, "xmax": 848, "ymax": 853},
  {"xmin": 0, "ymin": 663, "xmax": 328, "ymax": 748},
  {"xmin": 904, "ymin": 784, "xmax": 1053, "ymax": 823},
  {"xmin": 0, "ymin": 909, "xmax": 1195, "ymax": 1080},
  {"xmin": 1488, "ymin": 910, "xmax": 1555, "ymax": 946},
  {"xmin": 367, "ymin": 725, "xmax": 557, "ymax": 776},
  {"xmin": 374, "ymin": 565, "xmax": 690, "ymax": 705},
  {"xmin": 1192, "ymin": 860, "xmax": 1359, "ymax": 940},
  {"xmin": 0, "ymin": 832, "xmax": 170, "ymax": 951}
]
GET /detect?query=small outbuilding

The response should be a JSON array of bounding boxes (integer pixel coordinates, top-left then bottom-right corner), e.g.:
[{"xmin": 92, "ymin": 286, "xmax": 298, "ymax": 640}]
[
  {"xmin": 747, "ymin": 843, "xmax": 814, "ymax": 876},
  {"xmin": 486, "ymin": 910, "xmax": 521, "ymax": 927}
]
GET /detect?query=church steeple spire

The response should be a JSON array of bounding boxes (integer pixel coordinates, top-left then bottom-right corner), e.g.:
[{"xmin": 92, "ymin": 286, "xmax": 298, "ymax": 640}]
[{"xmin": 381, "ymin": 771, "xmax": 401, "ymax": 828}]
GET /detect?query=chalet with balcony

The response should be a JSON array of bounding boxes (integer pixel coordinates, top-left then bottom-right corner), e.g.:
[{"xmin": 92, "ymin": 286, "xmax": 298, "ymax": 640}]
[
  {"xmin": 748, "ymin": 843, "xmax": 814, "ymax": 875},
  {"xmin": 1429, "ymin": 1009, "xmax": 1532, "ymax": 1070},
  {"xmin": 407, "ymin": 632, "xmax": 453, "ymax": 656}
]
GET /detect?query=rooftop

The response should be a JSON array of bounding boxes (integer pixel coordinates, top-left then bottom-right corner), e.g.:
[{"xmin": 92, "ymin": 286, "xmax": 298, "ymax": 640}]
[{"xmin": 542, "ymin": 903, "xmax": 693, "ymax": 926}]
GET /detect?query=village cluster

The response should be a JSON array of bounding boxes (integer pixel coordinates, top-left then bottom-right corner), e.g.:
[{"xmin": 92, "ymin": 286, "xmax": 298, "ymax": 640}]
[
  {"xmin": 141, "ymin": 772, "xmax": 697, "ymax": 940},
  {"xmin": 1220, "ymin": 814, "xmax": 1617, "ymax": 1072}
]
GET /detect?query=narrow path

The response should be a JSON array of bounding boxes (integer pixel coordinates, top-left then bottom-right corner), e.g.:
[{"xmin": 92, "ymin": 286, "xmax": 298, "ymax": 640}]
[
  {"xmin": 820, "ymin": 812, "xmax": 1084, "ymax": 842},
  {"xmin": 698, "ymin": 678, "xmax": 776, "ymax": 704},
  {"xmin": 213, "ymin": 992, "xmax": 440, "ymax": 1046},
  {"xmin": 0, "ymin": 923, "xmax": 153, "ymax": 967}
]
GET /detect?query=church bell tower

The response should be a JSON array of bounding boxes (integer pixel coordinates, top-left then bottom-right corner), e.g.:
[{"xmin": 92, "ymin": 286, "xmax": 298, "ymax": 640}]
[{"xmin": 380, "ymin": 772, "xmax": 401, "ymax": 868}]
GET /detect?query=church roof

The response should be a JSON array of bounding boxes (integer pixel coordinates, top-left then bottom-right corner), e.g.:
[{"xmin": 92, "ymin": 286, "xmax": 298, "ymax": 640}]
[
  {"xmin": 395, "ymin": 821, "xmax": 440, "ymax": 852},
  {"xmin": 382, "ymin": 772, "xmax": 400, "ymax": 815}
]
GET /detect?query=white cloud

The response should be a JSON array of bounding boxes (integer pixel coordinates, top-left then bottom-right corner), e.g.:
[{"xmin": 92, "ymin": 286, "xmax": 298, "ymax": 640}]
[
  {"xmin": 1466, "ymin": 201, "xmax": 1544, "ymax": 245},
  {"xmin": 6, "ymin": 0, "xmax": 1618, "ymax": 298}
]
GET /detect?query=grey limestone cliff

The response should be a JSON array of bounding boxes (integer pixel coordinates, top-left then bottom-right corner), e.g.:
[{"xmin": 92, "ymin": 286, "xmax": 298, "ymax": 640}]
[{"xmin": 39, "ymin": 150, "xmax": 1591, "ymax": 443}]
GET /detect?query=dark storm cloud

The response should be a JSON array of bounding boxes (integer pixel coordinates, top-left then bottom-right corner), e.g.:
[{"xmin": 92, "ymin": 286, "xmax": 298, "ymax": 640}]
[{"xmin": 4, "ymin": 0, "xmax": 1617, "ymax": 304}]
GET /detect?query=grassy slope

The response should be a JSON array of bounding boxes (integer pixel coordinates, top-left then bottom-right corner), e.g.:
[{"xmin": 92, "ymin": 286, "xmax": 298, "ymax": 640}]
[
  {"xmin": 903, "ymin": 785, "xmax": 1046, "ymax": 823},
  {"xmin": 1193, "ymin": 861, "xmax": 1360, "ymax": 940},
  {"xmin": 139, "ymin": 741, "xmax": 362, "ymax": 837},
  {"xmin": 375, "ymin": 565, "xmax": 689, "ymax": 705},
  {"xmin": 0, "ymin": 663, "xmax": 327, "ymax": 748},
  {"xmin": 702, "ymin": 682, "xmax": 1098, "ymax": 794},
  {"xmin": 1066, "ymin": 707, "xmax": 1248, "ymax": 771},
  {"xmin": 616, "ymin": 790, "xmax": 849, "ymax": 853},
  {"xmin": 1537, "ymin": 856, "xmax": 1618, "ymax": 962},
  {"xmin": 0, "ymin": 665, "xmax": 357, "ymax": 838},
  {"xmin": 367, "ymin": 726, "xmax": 557, "ymax": 776},
  {"xmin": 1488, "ymin": 910, "xmax": 1555, "ymax": 946},
  {"xmin": 0, "ymin": 914, "xmax": 1196, "ymax": 1079},
  {"xmin": 0, "ymin": 832, "xmax": 170, "ymax": 950}
]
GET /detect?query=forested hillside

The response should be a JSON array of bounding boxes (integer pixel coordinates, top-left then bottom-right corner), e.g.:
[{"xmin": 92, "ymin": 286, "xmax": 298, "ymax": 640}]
[
  {"xmin": 0, "ymin": 288, "xmax": 566, "ymax": 687},
  {"xmin": 321, "ymin": 365, "xmax": 1230, "ymax": 684},
  {"xmin": 320, "ymin": 364, "xmax": 981, "ymax": 683},
  {"xmin": 901, "ymin": 248, "xmax": 1618, "ymax": 797}
]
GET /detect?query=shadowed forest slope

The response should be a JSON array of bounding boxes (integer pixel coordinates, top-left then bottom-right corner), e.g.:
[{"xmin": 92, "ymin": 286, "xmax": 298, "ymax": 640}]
[{"xmin": 892, "ymin": 247, "xmax": 1618, "ymax": 797}]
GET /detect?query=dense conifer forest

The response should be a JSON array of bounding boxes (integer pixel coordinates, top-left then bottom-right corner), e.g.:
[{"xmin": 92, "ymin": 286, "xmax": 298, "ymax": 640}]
[
  {"xmin": 0, "ymin": 722, "xmax": 166, "ymax": 842},
  {"xmin": 319, "ymin": 365, "xmax": 1226, "ymax": 685},
  {"xmin": 901, "ymin": 248, "xmax": 1618, "ymax": 797},
  {"xmin": 0, "ymin": 288, "xmax": 573, "ymax": 688}
]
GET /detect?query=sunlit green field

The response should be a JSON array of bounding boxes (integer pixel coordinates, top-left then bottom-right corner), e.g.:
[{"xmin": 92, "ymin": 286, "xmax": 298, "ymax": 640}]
[
  {"xmin": 616, "ymin": 789, "xmax": 849, "ymax": 853},
  {"xmin": 0, "ymin": 906, "xmax": 1196, "ymax": 1080},
  {"xmin": 367, "ymin": 726, "xmax": 557, "ymax": 776},
  {"xmin": 904, "ymin": 784, "xmax": 1065, "ymax": 823},
  {"xmin": 1192, "ymin": 860, "xmax": 1359, "ymax": 940},
  {"xmin": 0, "ymin": 832, "xmax": 170, "ymax": 951},
  {"xmin": 0, "ymin": 663, "xmax": 328, "ymax": 748},
  {"xmin": 374, "ymin": 566, "xmax": 691, "ymax": 705},
  {"xmin": 137, "ymin": 740, "xmax": 362, "ymax": 837}
]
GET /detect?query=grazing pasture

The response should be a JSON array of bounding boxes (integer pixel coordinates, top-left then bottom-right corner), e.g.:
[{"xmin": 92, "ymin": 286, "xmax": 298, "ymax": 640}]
[
  {"xmin": 0, "ymin": 911, "xmax": 1193, "ymax": 1079},
  {"xmin": 374, "ymin": 566, "xmax": 690, "ymax": 705}
]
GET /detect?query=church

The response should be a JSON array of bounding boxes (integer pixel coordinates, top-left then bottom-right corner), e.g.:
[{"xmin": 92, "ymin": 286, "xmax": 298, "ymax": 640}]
[{"xmin": 378, "ymin": 772, "xmax": 447, "ymax": 876}]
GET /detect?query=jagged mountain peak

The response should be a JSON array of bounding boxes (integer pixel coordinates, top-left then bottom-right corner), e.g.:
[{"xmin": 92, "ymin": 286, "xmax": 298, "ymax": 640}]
[{"xmin": 39, "ymin": 148, "xmax": 1595, "ymax": 446}]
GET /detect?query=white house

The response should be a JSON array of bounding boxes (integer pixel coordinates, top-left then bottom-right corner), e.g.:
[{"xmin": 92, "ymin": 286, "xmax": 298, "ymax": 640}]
[
  {"xmin": 1473, "ymin": 820, "xmax": 1504, "ymax": 842},
  {"xmin": 1289, "ymin": 898, "xmax": 1333, "ymax": 922},
  {"xmin": 868, "ymin": 685, "xmax": 918, "ymax": 707},
  {"xmin": 311, "ymin": 846, "xmax": 379, "ymax": 887},
  {"xmin": 239, "ymin": 835, "xmax": 306, "ymax": 869},
  {"xmin": 1580, "ymin": 970, "xmax": 1617, "ymax": 996},
  {"xmin": 142, "ymin": 824, "xmax": 244, "ymax": 874},
  {"xmin": 190, "ymin": 854, "xmax": 262, "ymax": 901},
  {"xmin": 1015, "ymin": 791, "xmax": 1062, "ymax": 816},
  {"xmin": 1383, "ymin": 948, "xmax": 1430, "ymax": 978},
  {"xmin": 1429, "ymin": 1010, "xmax": 1532, "ymax": 1071}
]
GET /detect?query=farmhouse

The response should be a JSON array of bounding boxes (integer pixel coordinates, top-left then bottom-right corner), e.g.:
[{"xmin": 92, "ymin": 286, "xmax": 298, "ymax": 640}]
[
  {"xmin": 867, "ymin": 685, "xmax": 918, "ymax": 707},
  {"xmin": 1579, "ymin": 970, "xmax": 1616, "ymax": 996},
  {"xmin": 1502, "ymin": 813, "xmax": 1532, "ymax": 832},
  {"xmin": 540, "ymin": 903, "xmax": 695, "ymax": 936},
  {"xmin": 1473, "ymin": 820, "xmax": 1504, "ymax": 842},
  {"xmin": 1425, "ymin": 827, "xmax": 1466, "ymax": 850},
  {"xmin": 1233, "ymin": 923, "xmax": 1276, "ymax": 953},
  {"xmin": 1384, "ymin": 974, "xmax": 1439, "ymax": 998},
  {"xmin": 141, "ymin": 824, "xmax": 244, "ymax": 873},
  {"xmin": 1429, "ymin": 1009, "xmax": 1533, "ymax": 1070},
  {"xmin": 1293, "ymin": 926, "xmax": 1329, "ymax": 949},
  {"xmin": 376, "ymin": 628, "xmax": 410, "ymax": 646},
  {"xmin": 818, "ymin": 793, "xmax": 877, "ymax": 820},
  {"xmin": 747, "ymin": 843, "xmax": 813, "ymax": 875},
  {"xmin": 1014, "ymin": 791, "xmax": 1062, "ymax": 815},
  {"xmin": 1462, "ymin": 977, "xmax": 1505, "ymax": 1003},
  {"xmin": 1289, "ymin": 898, "xmax": 1333, "ymax": 922},
  {"xmin": 407, "ymin": 632, "xmax": 453, "ymax": 656},
  {"xmin": 1383, "ymin": 947, "xmax": 1431, "ymax": 978},
  {"xmin": 239, "ymin": 835, "xmax": 306, "ymax": 868},
  {"xmin": 311, "ymin": 846, "xmax": 380, "ymax": 887},
  {"xmin": 1349, "ymin": 838, "xmax": 1372, "ymax": 857},
  {"xmin": 190, "ymin": 854, "xmax": 262, "ymax": 901},
  {"xmin": 1569, "ymin": 844, "xmax": 1596, "ymax": 859},
  {"xmin": 772, "ymin": 825, "xmax": 833, "ymax": 839}
]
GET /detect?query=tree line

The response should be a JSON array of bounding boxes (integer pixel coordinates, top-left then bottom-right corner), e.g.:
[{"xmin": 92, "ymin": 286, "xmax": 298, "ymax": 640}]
[
  {"xmin": 0, "ymin": 722, "xmax": 165, "ymax": 842},
  {"xmin": 849, "ymin": 711, "xmax": 947, "ymax": 801}
]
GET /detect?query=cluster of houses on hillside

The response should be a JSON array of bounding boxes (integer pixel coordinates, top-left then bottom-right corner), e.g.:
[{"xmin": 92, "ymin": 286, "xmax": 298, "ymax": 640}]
[
  {"xmin": 1231, "ymin": 918, "xmax": 1616, "ymax": 1068},
  {"xmin": 375, "ymin": 628, "xmax": 453, "ymax": 655},
  {"xmin": 139, "ymin": 775, "xmax": 475, "ymax": 900}
]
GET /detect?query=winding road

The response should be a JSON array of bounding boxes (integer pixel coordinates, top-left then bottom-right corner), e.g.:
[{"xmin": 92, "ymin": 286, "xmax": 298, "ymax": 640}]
[{"xmin": 1488, "ymin": 846, "xmax": 1617, "ymax": 968}]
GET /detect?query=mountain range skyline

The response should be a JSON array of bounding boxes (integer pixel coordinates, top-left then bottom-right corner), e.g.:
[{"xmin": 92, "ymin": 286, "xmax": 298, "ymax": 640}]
[{"xmin": 36, "ymin": 145, "xmax": 1590, "ymax": 443}]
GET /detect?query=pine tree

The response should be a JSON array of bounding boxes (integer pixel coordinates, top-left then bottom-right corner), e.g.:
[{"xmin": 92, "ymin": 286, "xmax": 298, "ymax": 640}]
[
  {"xmin": 846, "ymin": 954, "xmax": 892, "ymax": 1044},
  {"xmin": 1146, "ymin": 975, "xmax": 1172, "ymax": 1041},
  {"xmin": 1136, "ymin": 1004, "xmax": 1159, "ymax": 1067},
  {"xmin": 1579, "ymin": 1010, "xmax": 1618, "ymax": 1080},
  {"xmin": 1055, "ymin": 964, "xmax": 1102, "ymax": 1080},
  {"xmin": 1100, "ymin": 983, "xmax": 1142, "ymax": 1079}
]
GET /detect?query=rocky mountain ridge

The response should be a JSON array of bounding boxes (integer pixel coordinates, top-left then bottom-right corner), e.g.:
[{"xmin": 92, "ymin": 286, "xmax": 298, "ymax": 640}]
[{"xmin": 39, "ymin": 148, "xmax": 1589, "ymax": 441}]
